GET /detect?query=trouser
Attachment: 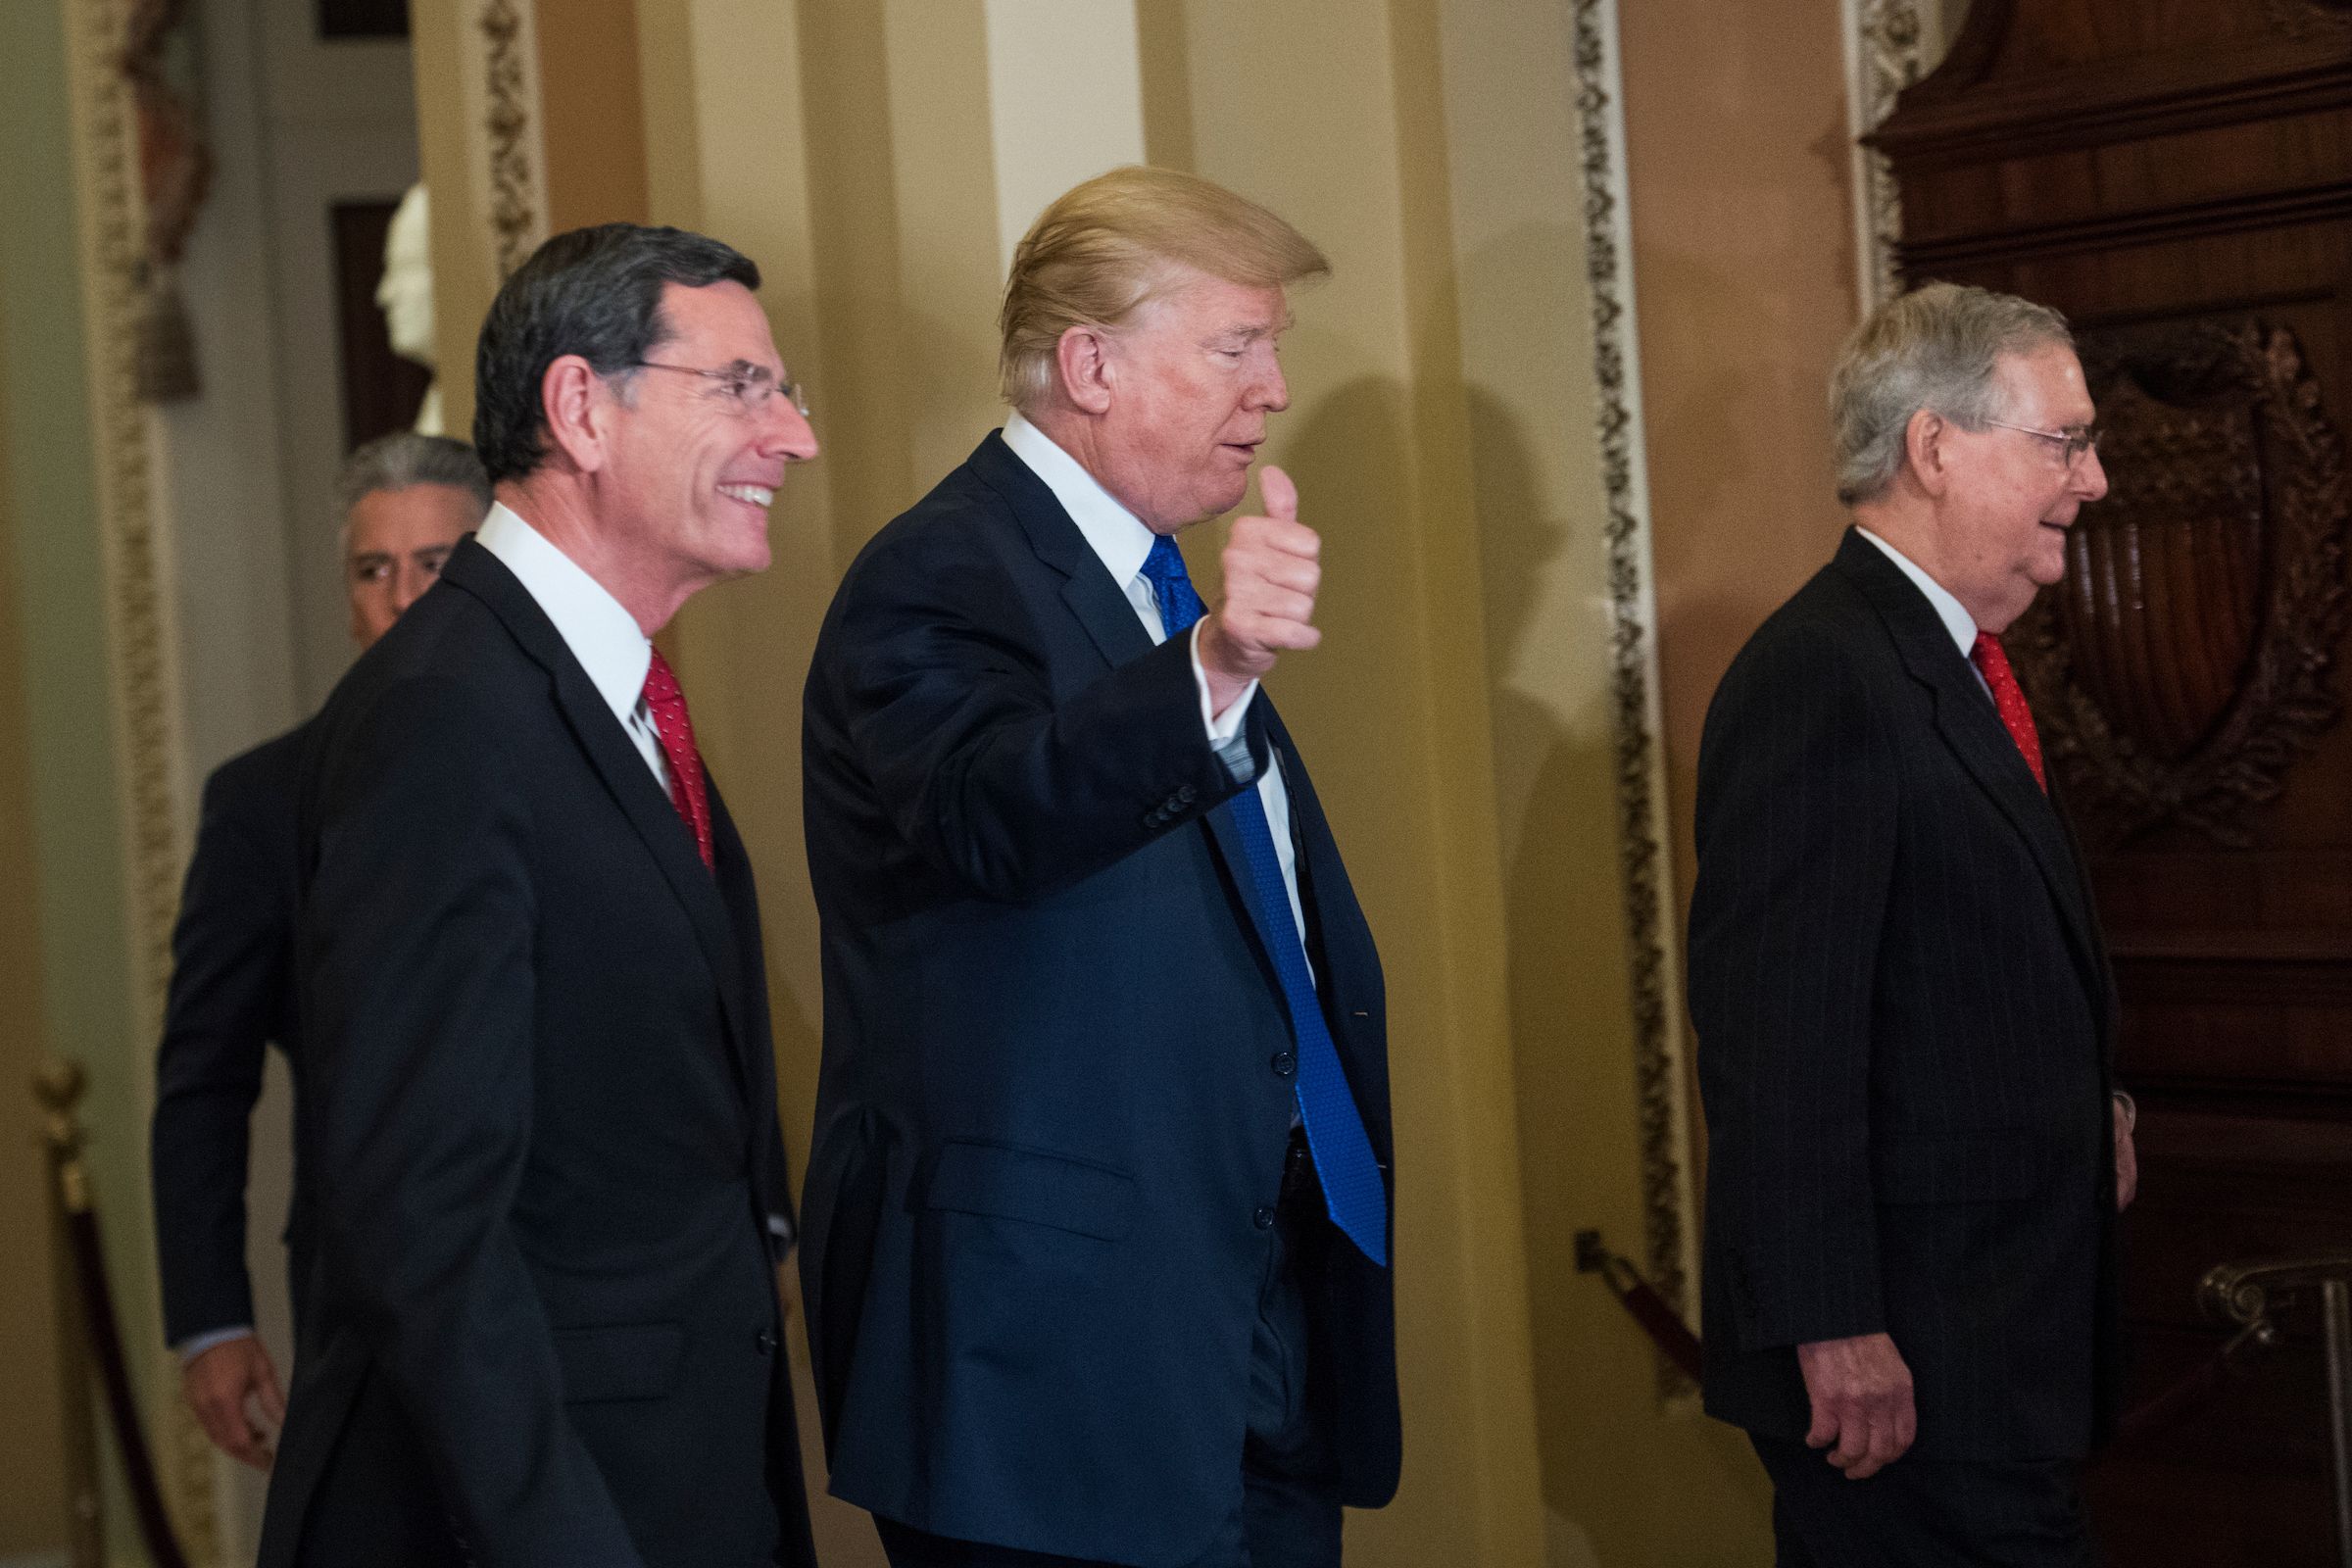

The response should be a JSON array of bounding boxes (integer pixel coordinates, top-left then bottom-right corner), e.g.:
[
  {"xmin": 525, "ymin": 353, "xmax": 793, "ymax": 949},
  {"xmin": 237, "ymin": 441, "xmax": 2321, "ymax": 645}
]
[{"xmin": 1750, "ymin": 1432, "xmax": 2098, "ymax": 1568}]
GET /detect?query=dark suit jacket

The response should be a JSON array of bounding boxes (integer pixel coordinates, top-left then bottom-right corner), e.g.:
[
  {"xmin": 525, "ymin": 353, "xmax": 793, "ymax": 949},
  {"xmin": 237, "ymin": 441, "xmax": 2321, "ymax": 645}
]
[
  {"xmin": 257, "ymin": 539, "xmax": 815, "ymax": 1568},
  {"xmin": 799, "ymin": 432, "xmax": 1400, "ymax": 1566},
  {"xmin": 153, "ymin": 721, "xmax": 313, "ymax": 1349},
  {"xmin": 1689, "ymin": 527, "xmax": 2122, "ymax": 1463}
]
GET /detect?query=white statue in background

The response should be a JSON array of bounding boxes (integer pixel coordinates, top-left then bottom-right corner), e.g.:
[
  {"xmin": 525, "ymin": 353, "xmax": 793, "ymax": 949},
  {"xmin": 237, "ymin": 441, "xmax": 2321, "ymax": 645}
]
[{"xmin": 376, "ymin": 183, "xmax": 442, "ymax": 436}]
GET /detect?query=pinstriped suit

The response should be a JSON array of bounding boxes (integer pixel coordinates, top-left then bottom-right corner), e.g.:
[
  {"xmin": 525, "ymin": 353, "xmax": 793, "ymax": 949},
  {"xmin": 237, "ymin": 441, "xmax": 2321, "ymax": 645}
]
[{"xmin": 1690, "ymin": 528, "xmax": 2122, "ymax": 1469}]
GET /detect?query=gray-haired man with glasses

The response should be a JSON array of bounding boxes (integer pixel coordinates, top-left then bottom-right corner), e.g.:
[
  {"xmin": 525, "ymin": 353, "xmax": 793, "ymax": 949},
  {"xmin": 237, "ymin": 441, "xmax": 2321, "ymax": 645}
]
[
  {"xmin": 261, "ymin": 223, "xmax": 820, "ymax": 1568},
  {"xmin": 1690, "ymin": 281, "xmax": 2134, "ymax": 1566}
]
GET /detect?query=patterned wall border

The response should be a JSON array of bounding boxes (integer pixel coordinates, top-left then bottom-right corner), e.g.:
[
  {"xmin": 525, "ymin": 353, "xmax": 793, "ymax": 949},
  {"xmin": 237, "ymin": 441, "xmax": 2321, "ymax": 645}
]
[
  {"xmin": 1570, "ymin": 0, "xmax": 1702, "ymax": 1398},
  {"xmin": 58, "ymin": 0, "xmax": 210, "ymax": 1551},
  {"xmin": 1839, "ymin": 0, "xmax": 1939, "ymax": 312},
  {"xmin": 468, "ymin": 0, "xmax": 548, "ymax": 284}
]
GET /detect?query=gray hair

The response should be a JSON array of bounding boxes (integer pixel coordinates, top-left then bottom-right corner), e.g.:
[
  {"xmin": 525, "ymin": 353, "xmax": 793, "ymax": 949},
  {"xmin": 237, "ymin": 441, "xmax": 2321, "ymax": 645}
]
[
  {"xmin": 335, "ymin": 432, "xmax": 493, "ymax": 525},
  {"xmin": 1830, "ymin": 282, "xmax": 2075, "ymax": 507}
]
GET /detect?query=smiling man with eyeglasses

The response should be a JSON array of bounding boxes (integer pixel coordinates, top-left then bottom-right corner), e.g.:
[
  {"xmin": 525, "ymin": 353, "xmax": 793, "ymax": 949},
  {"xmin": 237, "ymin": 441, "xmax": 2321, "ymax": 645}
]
[
  {"xmin": 259, "ymin": 223, "xmax": 821, "ymax": 1568},
  {"xmin": 1689, "ymin": 281, "xmax": 2132, "ymax": 1567}
]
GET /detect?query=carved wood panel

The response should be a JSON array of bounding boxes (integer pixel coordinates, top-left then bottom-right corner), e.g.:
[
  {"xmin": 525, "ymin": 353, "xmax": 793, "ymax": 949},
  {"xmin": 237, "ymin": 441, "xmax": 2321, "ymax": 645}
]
[{"xmin": 1873, "ymin": 3, "xmax": 2352, "ymax": 1562}]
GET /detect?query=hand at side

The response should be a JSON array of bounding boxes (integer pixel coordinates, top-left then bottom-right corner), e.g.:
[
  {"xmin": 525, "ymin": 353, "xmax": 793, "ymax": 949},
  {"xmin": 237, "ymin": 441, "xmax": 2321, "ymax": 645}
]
[
  {"xmin": 1796, "ymin": 1331, "xmax": 1915, "ymax": 1480},
  {"xmin": 182, "ymin": 1334, "xmax": 285, "ymax": 1470}
]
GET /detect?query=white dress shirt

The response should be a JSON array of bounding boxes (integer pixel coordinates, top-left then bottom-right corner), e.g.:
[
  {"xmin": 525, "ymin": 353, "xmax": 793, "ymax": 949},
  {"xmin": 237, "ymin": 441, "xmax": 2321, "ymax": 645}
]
[
  {"xmin": 1001, "ymin": 410, "xmax": 1307, "ymax": 949},
  {"xmin": 476, "ymin": 502, "xmax": 672, "ymax": 793},
  {"xmin": 1856, "ymin": 525, "xmax": 1992, "ymax": 701}
]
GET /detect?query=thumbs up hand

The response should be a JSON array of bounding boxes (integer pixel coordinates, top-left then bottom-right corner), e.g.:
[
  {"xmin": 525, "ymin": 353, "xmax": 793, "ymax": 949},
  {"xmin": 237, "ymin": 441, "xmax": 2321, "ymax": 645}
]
[{"xmin": 1198, "ymin": 466, "xmax": 1321, "ymax": 711}]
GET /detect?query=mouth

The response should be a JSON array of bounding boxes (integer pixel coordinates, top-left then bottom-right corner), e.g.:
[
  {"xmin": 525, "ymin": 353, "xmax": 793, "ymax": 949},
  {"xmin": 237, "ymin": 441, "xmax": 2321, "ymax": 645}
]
[{"xmin": 717, "ymin": 483, "xmax": 774, "ymax": 508}]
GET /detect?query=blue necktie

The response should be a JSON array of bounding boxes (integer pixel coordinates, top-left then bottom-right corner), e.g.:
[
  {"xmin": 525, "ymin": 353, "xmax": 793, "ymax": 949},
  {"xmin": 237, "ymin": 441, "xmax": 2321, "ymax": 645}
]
[{"xmin": 1139, "ymin": 534, "xmax": 1389, "ymax": 1267}]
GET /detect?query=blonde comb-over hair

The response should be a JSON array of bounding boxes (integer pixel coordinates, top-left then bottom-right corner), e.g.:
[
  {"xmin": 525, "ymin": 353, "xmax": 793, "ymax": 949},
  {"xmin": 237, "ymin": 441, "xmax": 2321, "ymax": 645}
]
[{"xmin": 999, "ymin": 166, "xmax": 1329, "ymax": 411}]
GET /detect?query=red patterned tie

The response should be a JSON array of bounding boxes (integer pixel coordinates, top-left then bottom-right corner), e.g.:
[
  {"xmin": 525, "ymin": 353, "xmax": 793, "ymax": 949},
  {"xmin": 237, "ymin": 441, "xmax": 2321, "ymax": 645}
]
[
  {"xmin": 1971, "ymin": 631, "xmax": 2046, "ymax": 793},
  {"xmin": 641, "ymin": 650, "xmax": 713, "ymax": 870}
]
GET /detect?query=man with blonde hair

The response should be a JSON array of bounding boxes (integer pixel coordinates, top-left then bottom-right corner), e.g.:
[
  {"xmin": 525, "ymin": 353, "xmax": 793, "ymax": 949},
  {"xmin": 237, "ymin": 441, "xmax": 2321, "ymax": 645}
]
[
  {"xmin": 801, "ymin": 165, "xmax": 1398, "ymax": 1567},
  {"xmin": 1690, "ymin": 281, "xmax": 2134, "ymax": 1564}
]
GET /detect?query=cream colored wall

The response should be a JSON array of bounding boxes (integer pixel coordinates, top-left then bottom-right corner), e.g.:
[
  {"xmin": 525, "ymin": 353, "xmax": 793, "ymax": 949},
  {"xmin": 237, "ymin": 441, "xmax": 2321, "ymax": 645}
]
[{"xmin": 0, "ymin": 152, "xmax": 71, "ymax": 1557}]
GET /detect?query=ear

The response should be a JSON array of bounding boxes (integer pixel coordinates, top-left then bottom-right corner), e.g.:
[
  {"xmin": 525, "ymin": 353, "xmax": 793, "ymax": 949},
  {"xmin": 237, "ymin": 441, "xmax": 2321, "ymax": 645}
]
[
  {"xmin": 1902, "ymin": 406, "xmax": 1953, "ymax": 499},
  {"xmin": 539, "ymin": 354, "xmax": 612, "ymax": 473},
  {"xmin": 1054, "ymin": 324, "xmax": 1115, "ymax": 416}
]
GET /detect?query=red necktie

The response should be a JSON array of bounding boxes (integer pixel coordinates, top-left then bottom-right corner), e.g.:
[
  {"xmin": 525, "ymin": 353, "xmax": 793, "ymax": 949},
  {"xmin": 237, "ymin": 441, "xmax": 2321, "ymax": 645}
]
[
  {"xmin": 1971, "ymin": 631, "xmax": 2046, "ymax": 793},
  {"xmin": 641, "ymin": 650, "xmax": 714, "ymax": 870}
]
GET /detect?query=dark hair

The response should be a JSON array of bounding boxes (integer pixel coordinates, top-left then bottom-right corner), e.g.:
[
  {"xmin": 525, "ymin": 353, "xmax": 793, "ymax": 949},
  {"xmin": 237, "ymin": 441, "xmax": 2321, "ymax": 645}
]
[{"xmin": 471, "ymin": 223, "xmax": 760, "ymax": 482}]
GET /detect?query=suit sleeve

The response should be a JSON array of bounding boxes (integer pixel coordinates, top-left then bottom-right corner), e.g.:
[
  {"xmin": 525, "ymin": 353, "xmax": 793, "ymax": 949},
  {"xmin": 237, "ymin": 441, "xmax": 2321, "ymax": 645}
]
[
  {"xmin": 819, "ymin": 540, "xmax": 1249, "ymax": 905},
  {"xmin": 1688, "ymin": 622, "xmax": 1901, "ymax": 1353},
  {"xmin": 305, "ymin": 676, "xmax": 643, "ymax": 1568},
  {"xmin": 151, "ymin": 776, "xmax": 285, "ymax": 1347}
]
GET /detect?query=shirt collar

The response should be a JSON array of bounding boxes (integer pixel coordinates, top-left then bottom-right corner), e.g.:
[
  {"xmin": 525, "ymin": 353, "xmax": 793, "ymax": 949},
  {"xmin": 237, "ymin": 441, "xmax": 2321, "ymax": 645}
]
[
  {"xmin": 1002, "ymin": 409, "xmax": 1158, "ymax": 591},
  {"xmin": 1855, "ymin": 525, "xmax": 1979, "ymax": 662},
  {"xmin": 474, "ymin": 501, "xmax": 652, "ymax": 729}
]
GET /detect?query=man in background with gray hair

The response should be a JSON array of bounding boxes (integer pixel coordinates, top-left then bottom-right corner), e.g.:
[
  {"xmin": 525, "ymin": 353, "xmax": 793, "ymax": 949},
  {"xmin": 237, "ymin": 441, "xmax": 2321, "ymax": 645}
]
[
  {"xmin": 151, "ymin": 432, "xmax": 488, "ymax": 1470},
  {"xmin": 1689, "ymin": 282, "xmax": 2134, "ymax": 1564}
]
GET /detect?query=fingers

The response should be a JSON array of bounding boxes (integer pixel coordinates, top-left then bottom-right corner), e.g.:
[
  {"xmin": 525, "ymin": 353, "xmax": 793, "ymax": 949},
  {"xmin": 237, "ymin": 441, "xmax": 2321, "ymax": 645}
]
[
  {"xmin": 1796, "ymin": 1332, "xmax": 1915, "ymax": 1481},
  {"xmin": 184, "ymin": 1339, "xmax": 280, "ymax": 1471},
  {"xmin": 255, "ymin": 1346, "xmax": 288, "ymax": 1426},
  {"xmin": 1259, "ymin": 464, "xmax": 1298, "ymax": 523}
]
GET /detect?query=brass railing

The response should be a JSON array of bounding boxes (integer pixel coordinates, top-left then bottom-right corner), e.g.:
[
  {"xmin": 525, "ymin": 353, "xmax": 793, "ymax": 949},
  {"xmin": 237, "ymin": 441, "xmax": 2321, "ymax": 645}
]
[
  {"xmin": 37, "ymin": 1060, "xmax": 190, "ymax": 1568},
  {"xmin": 2200, "ymin": 1254, "xmax": 2352, "ymax": 1568}
]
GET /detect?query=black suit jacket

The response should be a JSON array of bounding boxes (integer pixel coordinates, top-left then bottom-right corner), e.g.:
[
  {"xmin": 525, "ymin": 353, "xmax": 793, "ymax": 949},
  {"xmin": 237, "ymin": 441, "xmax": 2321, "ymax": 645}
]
[
  {"xmin": 1689, "ymin": 527, "xmax": 2122, "ymax": 1463},
  {"xmin": 798, "ymin": 432, "xmax": 1400, "ymax": 1566},
  {"xmin": 257, "ymin": 539, "xmax": 815, "ymax": 1568},
  {"xmin": 152, "ymin": 721, "xmax": 312, "ymax": 1348}
]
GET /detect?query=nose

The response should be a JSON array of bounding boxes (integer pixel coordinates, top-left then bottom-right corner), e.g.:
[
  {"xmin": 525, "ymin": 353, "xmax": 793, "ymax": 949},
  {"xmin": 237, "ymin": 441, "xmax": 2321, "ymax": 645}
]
[
  {"xmin": 1251, "ymin": 350, "xmax": 1289, "ymax": 415},
  {"xmin": 391, "ymin": 562, "xmax": 430, "ymax": 616},
  {"xmin": 762, "ymin": 397, "xmax": 820, "ymax": 465},
  {"xmin": 2074, "ymin": 443, "xmax": 2109, "ymax": 503}
]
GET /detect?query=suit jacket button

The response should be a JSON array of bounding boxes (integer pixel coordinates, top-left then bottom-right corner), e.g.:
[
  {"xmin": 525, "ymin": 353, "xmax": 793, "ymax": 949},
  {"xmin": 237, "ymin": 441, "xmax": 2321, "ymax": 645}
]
[
  {"xmin": 756, "ymin": 1328, "xmax": 776, "ymax": 1354},
  {"xmin": 1253, "ymin": 1205, "xmax": 1276, "ymax": 1230},
  {"xmin": 1271, "ymin": 1052, "xmax": 1297, "ymax": 1077},
  {"xmin": 1177, "ymin": 784, "xmax": 1198, "ymax": 805}
]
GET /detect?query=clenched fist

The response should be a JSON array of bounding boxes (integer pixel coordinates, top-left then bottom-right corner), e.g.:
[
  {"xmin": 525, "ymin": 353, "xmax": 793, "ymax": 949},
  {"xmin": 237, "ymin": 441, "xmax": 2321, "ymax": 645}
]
[{"xmin": 1199, "ymin": 466, "xmax": 1320, "ymax": 715}]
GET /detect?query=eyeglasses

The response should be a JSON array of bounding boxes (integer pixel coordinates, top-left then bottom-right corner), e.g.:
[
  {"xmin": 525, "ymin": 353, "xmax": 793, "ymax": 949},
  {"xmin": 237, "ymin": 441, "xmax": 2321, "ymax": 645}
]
[
  {"xmin": 1984, "ymin": 419, "xmax": 2102, "ymax": 466},
  {"xmin": 629, "ymin": 360, "xmax": 809, "ymax": 417}
]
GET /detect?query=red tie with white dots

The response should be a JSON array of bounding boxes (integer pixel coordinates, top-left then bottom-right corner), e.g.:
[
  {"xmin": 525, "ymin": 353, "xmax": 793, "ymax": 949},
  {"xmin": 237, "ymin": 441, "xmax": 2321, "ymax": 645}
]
[
  {"xmin": 641, "ymin": 650, "xmax": 714, "ymax": 870},
  {"xmin": 1970, "ymin": 630, "xmax": 2046, "ymax": 793}
]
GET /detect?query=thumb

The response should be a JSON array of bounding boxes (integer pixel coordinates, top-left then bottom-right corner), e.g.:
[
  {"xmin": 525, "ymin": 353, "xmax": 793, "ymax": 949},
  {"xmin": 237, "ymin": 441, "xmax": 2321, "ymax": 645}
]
[
  {"xmin": 1257, "ymin": 465, "xmax": 1298, "ymax": 522},
  {"xmin": 257, "ymin": 1348, "xmax": 288, "ymax": 1424}
]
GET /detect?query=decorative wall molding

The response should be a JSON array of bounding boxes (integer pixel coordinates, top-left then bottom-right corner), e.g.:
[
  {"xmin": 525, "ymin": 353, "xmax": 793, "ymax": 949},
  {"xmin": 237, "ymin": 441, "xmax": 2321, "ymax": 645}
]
[
  {"xmin": 1839, "ymin": 0, "xmax": 1935, "ymax": 311},
  {"xmin": 1571, "ymin": 0, "xmax": 1700, "ymax": 1399},
  {"xmin": 465, "ymin": 0, "xmax": 547, "ymax": 284},
  {"xmin": 60, "ymin": 0, "xmax": 209, "ymax": 1551}
]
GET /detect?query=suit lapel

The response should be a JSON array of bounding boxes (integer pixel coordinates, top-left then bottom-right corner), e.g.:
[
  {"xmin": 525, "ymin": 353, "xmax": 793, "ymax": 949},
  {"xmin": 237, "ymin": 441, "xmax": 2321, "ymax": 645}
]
[
  {"xmin": 970, "ymin": 431, "xmax": 1158, "ymax": 673},
  {"xmin": 1836, "ymin": 530, "xmax": 2105, "ymax": 997},
  {"xmin": 440, "ymin": 540, "xmax": 756, "ymax": 1092}
]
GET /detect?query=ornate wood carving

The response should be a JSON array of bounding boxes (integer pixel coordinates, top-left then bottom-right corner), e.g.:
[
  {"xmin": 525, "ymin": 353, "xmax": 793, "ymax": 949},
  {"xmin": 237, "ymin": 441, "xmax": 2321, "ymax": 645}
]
[{"xmin": 2008, "ymin": 319, "xmax": 2349, "ymax": 848}]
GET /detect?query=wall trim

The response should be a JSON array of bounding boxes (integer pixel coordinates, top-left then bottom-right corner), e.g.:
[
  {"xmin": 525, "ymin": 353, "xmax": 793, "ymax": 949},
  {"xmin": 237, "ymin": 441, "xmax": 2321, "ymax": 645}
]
[
  {"xmin": 1571, "ymin": 0, "xmax": 1700, "ymax": 1395},
  {"xmin": 467, "ymin": 0, "xmax": 548, "ymax": 283},
  {"xmin": 1840, "ymin": 0, "xmax": 1936, "ymax": 312},
  {"xmin": 59, "ymin": 0, "xmax": 209, "ymax": 1549}
]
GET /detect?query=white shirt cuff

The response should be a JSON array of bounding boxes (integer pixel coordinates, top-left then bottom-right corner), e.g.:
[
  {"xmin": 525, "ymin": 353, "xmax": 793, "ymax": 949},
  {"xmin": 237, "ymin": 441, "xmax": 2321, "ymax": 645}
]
[
  {"xmin": 1190, "ymin": 622, "xmax": 1259, "ymax": 782},
  {"xmin": 176, "ymin": 1325, "xmax": 257, "ymax": 1364}
]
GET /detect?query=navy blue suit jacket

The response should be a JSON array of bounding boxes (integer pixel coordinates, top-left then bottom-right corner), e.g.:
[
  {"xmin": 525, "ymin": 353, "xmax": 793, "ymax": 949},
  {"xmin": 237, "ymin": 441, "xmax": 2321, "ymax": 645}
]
[
  {"xmin": 258, "ymin": 539, "xmax": 815, "ymax": 1568},
  {"xmin": 152, "ymin": 721, "xmax": 313, "ymax": 1348},
  {"xmin": 799, "ymin": 433, "xmax": 1400, "ymax": 1565},
  {"xmin": 1689, "ymin": 528, "xmax": 2123, "ymax": 1462}
]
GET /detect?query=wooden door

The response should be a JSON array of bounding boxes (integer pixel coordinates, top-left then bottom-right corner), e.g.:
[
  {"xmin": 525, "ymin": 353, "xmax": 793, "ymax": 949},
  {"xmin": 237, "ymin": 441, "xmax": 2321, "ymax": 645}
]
[{"xmin": 1872, "ymin": 4, "xmax": 2352, "ymax": 1562}]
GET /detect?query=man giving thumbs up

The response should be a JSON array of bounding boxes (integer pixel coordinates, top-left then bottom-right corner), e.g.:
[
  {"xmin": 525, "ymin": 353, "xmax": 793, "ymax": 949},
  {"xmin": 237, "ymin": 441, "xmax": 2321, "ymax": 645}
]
[{"xmin": 800, "ymin": 166, "xmax": 1399, "ymax": 1568}]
